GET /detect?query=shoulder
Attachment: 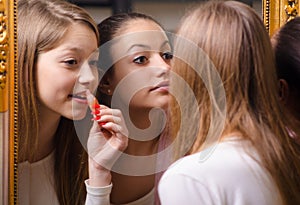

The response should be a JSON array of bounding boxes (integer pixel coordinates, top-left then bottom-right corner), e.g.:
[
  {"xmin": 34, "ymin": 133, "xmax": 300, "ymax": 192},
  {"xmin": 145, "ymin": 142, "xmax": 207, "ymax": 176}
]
[
  {"xmin": 159, "ymin": 140, "xmax": 282, "ymax": 205},
  {"xmin": 162, "ymin": 140, "xmax": 256, "ymax": 180}
]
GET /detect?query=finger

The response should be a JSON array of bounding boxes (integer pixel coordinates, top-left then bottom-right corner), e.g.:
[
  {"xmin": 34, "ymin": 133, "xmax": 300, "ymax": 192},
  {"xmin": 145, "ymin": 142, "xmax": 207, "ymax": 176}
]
[
  {"xmin": 101, "ymin": 122, "xmax": 128, "ymax": 137},
  {"xmin": 89, "ymin": 119, "xmax": 102, "ymax": 135},
  {"xmin": 99, "ymin": 108, "xmax": 122, "ymax": 117},
  {"xmin": 99, "ymin": 104, "xmax": 109, "ymax": 110},
  {"xmin": 100, "ymin": 122, "xmax": 128, "ymax": 151},
  {"xmin": 96, "ymin": 115, "xmax": 122, "ymax": 124}
]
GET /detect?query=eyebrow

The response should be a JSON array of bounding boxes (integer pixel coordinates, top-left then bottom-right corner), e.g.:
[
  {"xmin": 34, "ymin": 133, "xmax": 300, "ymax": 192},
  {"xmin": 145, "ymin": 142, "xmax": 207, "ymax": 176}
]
[
  {"xmin": 127, "ymin": 40, "xmax": 171, "ymax": 52},
  {"xmin": 127, "ymin": 44, "xmax": 151, "ymax": 52},
  {"xmin": 160, "ymin": 40, "xmax": 171, "ymax": 50},
  {"xmin": 58, "ymin": 43, "xmax": 90, "ymax": 53}
]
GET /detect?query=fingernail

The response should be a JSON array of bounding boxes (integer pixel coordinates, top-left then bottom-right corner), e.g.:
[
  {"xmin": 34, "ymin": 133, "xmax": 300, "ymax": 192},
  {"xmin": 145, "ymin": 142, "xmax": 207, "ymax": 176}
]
[
  {"xmin": 93, "ymin": 103, "xmax": 100, "ymax": 109},
  {"xmin": 92, "ymin": 109, "xmax": 100, "ymax": 115},
  {"xmin": 98, "ymin": 122, "xmax": 106, "ymax": 126}
]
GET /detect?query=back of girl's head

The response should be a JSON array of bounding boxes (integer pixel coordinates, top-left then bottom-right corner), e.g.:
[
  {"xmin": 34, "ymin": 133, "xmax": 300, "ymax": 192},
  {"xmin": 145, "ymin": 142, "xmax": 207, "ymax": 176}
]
[
  {"xmin": 173, "ymin": 0, "xmax": 278, "ymax": 142},
  {"xmin": 272, "ymin": 17, "xmax": 300, "ymax": 96},
  {"xmin": 172, "ymin": 2, "xmax": 300, "ymax": 204}
]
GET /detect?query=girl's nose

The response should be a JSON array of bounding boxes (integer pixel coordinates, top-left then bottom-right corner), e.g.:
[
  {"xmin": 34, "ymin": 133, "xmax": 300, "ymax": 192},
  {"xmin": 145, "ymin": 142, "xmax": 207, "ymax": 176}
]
[
  {"xmin": 78, "ymin": 61, "xmax": 98, "ymax": 86},
  {"xmin": 154, "ymin": 54, "xmax": 171, "ymax": 78}
]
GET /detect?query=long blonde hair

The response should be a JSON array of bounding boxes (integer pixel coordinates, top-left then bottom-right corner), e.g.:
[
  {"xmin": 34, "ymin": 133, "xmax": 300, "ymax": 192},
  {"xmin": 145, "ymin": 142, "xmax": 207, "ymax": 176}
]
[
  {"xmin": 18, "ymin": 0, "xmax": 99, "ymax": 204},
  {"xmin": 171, "ymin": 1, "xmax": 300, "ymax": 204}
]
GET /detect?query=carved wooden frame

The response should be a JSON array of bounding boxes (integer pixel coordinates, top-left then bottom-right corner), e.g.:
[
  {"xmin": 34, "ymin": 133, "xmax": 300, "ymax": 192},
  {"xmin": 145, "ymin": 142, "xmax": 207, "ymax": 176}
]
[
  {"xmin": 0, "ymin": 0, "xmax": 17, "ymax": 204},
  {"xmin": 1, "ymin": 0, "xmax": 299, "ymax": 204},
  {"xmin": 263, "ymin": 0, "xmax": 299, "ymax": 36}
]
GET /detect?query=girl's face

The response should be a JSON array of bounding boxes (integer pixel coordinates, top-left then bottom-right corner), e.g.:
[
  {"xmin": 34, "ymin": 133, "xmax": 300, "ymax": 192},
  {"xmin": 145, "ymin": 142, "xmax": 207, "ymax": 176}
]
[
  {"xmin": 105, "ymin": 19, "xmax": 172, "ymax": 112},
  {"xmin": 36, "ymin": 22, "xmax": 98, "ymax": 120}
]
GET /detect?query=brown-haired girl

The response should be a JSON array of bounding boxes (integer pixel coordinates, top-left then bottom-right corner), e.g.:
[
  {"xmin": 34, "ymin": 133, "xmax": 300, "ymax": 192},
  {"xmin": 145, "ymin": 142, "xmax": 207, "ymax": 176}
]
[{"xmin": 159, "ymin": 1, "xmax": 300, "ymax": 205}]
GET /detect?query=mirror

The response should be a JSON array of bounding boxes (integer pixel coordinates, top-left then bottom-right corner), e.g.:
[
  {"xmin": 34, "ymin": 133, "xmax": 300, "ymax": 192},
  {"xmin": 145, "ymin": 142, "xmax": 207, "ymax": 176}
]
[
  {"xmin": 0, "ymin": 0, "xmax": 17, "ymax": 204},
  {"xmin": 1, "ymin": 0, "xmax": 298, "ymax": 204}
]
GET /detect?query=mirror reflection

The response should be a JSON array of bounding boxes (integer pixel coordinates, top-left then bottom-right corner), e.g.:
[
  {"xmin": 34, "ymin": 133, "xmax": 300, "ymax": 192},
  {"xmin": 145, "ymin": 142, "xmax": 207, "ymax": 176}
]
[{"xmin": 14, "ymin": 1, "xmax": 300, "ymax": 205}]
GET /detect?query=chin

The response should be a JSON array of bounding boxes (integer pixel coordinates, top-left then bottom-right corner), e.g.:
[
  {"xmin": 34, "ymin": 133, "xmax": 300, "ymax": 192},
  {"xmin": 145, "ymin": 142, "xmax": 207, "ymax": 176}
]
[
  {"xmin": 155, "ymin": 98, "xmax": 169, "ymax": 110},
  {"xmin": 70, "ymin": 110, "xmax": 87, "ymax": 120}
]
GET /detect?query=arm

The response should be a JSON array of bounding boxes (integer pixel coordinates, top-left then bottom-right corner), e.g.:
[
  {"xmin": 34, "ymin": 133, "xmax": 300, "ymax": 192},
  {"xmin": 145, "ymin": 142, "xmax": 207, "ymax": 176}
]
[{"xmin": 85, "ymin": 90, "xmax": 128, "ymax": 204}]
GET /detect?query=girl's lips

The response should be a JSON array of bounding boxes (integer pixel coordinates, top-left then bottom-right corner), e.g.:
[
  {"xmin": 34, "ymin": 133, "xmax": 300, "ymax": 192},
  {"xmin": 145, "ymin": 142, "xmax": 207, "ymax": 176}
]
[
  {"xmin": 150, "ymin": 81, "xmax": 169, "ymax": 92},
  {"xmin": 68, "ymin": 93, "xmax": 88, "ymax": 104},
  {"xmin": 152, "ymin": 86, "xmax": 169, "ymax": 92},
  {"xmin": 69, "ymin": 94, "xmax": 86, "ymax": 100}
]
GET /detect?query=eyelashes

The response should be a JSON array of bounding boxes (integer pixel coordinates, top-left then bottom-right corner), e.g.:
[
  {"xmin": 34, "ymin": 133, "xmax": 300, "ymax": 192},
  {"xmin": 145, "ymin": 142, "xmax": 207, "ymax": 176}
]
[
  {"xmin": 162, "ymin": 52, "xmax": 173, "ymax": 60},
  {"xmin": 63, "ymin": 58, "xmax": 78, "ymax": 65},
  {"xmin": 133, "ymin": 56, "xmax": 148, "ymax": 64},
  {"xmin": 132, "ymin": 51, "xmax": 173, "ymax": 65}
]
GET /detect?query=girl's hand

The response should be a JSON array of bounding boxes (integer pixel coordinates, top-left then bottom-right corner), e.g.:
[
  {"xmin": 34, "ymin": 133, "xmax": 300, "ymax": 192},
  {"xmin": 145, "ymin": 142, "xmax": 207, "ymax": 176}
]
[{"xmin": 86, "ymin": 90, "xmax": 128, "ymax": 186}]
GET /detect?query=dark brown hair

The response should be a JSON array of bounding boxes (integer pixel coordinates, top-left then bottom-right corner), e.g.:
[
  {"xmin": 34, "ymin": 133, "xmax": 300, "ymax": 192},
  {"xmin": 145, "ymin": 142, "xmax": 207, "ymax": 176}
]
[
  {"xmin": 96, "ymin": 12, "xmax": 164, "ymax": 106},
  {"xmin": 272, "ymin": 17, "xmax": 300, "ymax": 96}
]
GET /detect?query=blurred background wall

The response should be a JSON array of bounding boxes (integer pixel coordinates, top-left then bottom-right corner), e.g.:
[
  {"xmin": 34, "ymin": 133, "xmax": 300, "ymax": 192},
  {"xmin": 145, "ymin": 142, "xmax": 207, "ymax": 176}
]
[{"xmin": 68, "ymin": 0, "xmax": 262, "ymax": 32}]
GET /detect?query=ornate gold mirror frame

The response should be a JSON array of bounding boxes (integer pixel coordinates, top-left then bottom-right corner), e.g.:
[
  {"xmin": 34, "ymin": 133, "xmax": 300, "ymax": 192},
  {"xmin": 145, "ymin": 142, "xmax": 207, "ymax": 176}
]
[
  {"xmin": 263, "ymin": 0, "xmax": 300, "ymax": 36},
  {"xmin": 0, "ymin": 0, "xmax": 298, "ymax": 204},
  {"xmin": 1, "ymin": 0, "xmax": 17, "ymax": 204}
]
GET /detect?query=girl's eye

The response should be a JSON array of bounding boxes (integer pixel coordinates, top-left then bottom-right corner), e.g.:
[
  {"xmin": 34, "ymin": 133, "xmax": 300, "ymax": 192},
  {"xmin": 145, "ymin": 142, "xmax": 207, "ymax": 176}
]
[
  {"xmin": 64, "ymin": 59, "xmax": 78, "ymax": 65},
  {"xmin": 133, "ymin": 56, "xmax": 148, "ymax": 64},
  {"xmin": 162, "ymin": 52, "xmax": 173, "ymax": 60},
  {"xmin": 88, "ymin": 59, "xmax": 99, "ymax": 68}
]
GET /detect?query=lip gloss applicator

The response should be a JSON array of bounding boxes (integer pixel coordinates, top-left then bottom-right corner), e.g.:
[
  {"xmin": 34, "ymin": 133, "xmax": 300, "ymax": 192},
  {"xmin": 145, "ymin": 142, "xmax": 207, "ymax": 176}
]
[{"xmin": 86, "ymin": 90, "xmax": 105, "ymax": 126}]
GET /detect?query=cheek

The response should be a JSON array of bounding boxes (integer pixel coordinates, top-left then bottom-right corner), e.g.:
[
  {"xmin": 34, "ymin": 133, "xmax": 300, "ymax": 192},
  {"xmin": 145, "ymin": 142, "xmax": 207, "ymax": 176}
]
[
  {"xmin": 36, "ymin": 68, "xmax": 52, "ymax": 97},
  {"xmin": 37, "ymin": 70, "xmax": 77, "ymax": 102},
  {"xmin": 110, "ymin": 67, "xmax": 157, "ymax": 104},
  {"xmin": 114, "ymin": 68, "xmax": 155, "ymax": 88}
]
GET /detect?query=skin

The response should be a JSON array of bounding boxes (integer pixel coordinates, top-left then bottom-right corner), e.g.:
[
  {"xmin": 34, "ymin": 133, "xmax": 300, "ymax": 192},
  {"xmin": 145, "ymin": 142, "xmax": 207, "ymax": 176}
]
[
  {"xmin": 102, "ymin": 19, "xmax": 172, "ymax": 130},
  {"xmin": 35, "ymin": 22, "xmax": 98, "ymax": 162},
  {"xmin": 97, "ymin": 19, "xmax": 172, "ymax": 203}
]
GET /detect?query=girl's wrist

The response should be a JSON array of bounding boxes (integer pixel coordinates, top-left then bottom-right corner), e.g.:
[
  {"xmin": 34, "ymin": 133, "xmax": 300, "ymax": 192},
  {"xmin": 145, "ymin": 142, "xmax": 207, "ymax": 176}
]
[{"xmin": 88, "ymin": 157, "xmax": 112, "ymax": 187}]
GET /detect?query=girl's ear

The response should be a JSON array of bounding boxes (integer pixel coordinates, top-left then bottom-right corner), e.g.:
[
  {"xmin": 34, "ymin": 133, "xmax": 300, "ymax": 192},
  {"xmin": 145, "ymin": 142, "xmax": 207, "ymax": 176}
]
[
  {"xmin": 279, "ymin": 79, "xmax": 289, "ymax": 104},
  {"xmin": 99, "ymin": 75, "xmax": 113, "ymax": 96}
]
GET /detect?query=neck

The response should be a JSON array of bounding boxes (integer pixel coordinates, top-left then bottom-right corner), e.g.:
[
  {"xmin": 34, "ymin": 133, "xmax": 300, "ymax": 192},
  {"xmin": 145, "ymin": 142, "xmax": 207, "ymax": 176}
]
[
  {"xmin": 32, "ymin": 107, "xmax": 61, "ymax": 162},
  {"xmin": 124, "ymin": 107, "xmax": 166, "ymax": 143},
  {"xmin": 131, "ymin": 107, "xmax": 167, "ymax": 129},
  {"xmin": 125, "ymin": 138, "xmax": 159, "ymax": 156}
]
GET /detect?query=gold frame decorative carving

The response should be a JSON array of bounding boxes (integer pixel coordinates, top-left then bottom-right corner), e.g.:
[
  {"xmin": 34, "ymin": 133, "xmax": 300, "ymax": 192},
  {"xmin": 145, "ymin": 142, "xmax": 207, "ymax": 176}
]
[
  {"xmin": 0, "ymin": 0, "xmax": 17, "ymax": 204},
  {"xmin": 263, "ymin": 0, "xmax": 300, "ymax": 36}
]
